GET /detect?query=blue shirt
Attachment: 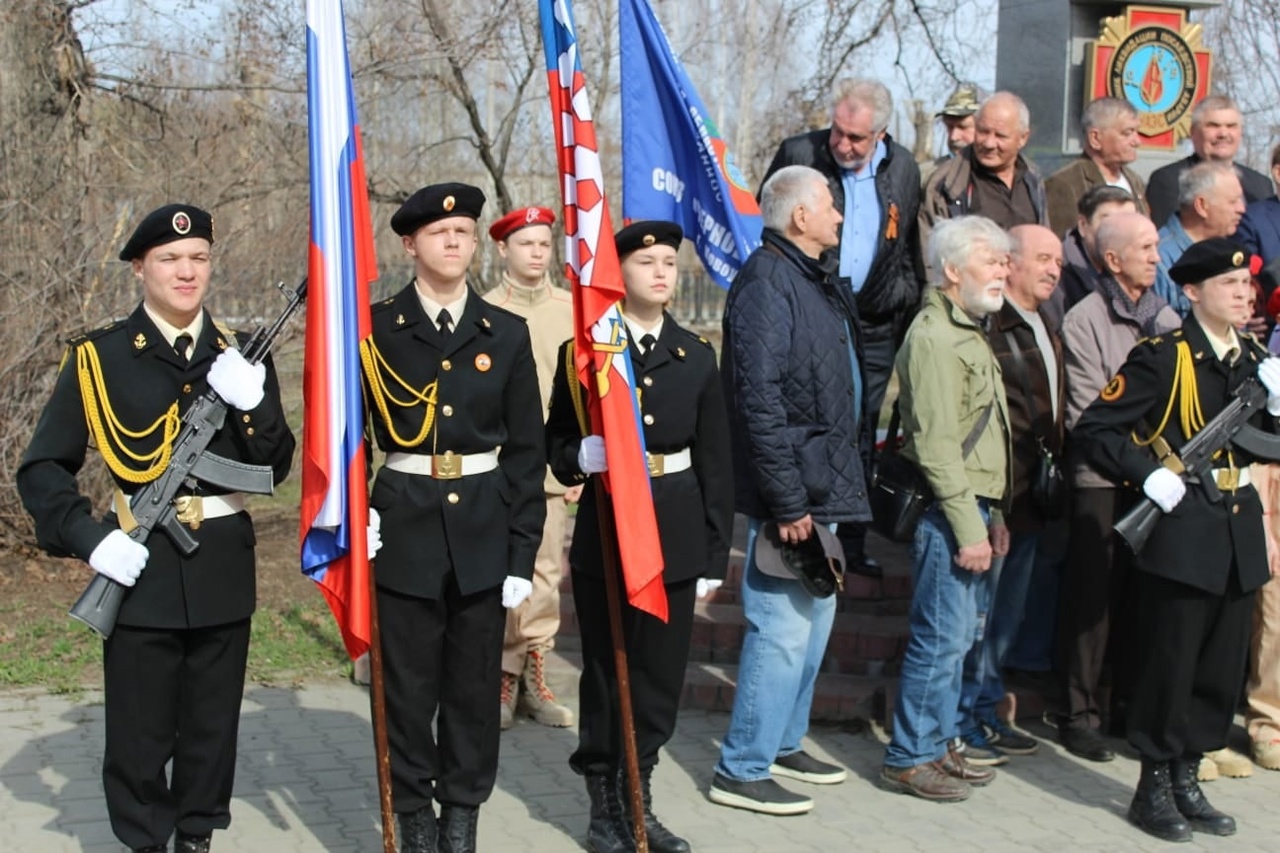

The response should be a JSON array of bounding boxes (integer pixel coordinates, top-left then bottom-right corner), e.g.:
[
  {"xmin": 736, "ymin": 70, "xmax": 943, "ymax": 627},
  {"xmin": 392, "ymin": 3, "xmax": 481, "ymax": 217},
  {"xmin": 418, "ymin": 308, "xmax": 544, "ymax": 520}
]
[
  {"xmin": 839, "ymin": 139, "xmax": 887, "ymax": 292},
  {"xmin": 1154, "ymin": 214, "xmax": 1193, "ymax": 316}
]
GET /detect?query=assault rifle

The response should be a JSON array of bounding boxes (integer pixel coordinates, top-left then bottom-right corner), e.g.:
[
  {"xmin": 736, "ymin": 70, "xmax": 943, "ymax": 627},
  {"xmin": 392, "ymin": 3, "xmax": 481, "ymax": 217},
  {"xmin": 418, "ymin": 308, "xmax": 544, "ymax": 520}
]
[
  {"xmin": 1115, "ymin": 375, "xmax": 1280, "ymax": 554},
  {"xmin": 69, "ymin": 279, "xmax": 308, "ymax": 638}
]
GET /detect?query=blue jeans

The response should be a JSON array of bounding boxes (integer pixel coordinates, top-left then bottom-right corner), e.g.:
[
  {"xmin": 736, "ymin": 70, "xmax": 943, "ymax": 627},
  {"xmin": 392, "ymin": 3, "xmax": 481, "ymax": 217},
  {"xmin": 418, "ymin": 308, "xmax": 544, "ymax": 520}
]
[
  {"xmin": 885, "ymin": 502, "xmax": 989, "ymax": 768},
  {"xmin": 1006, "ymin": 521, "xmax": 1066, "ymax": 672},
  {"xmin": 957, "ymin": 530, "xmax": 1040, "ymax": 736},
  {"xmin": 716, "ymin": 519, "xmax": 837, "ymax": 781}
]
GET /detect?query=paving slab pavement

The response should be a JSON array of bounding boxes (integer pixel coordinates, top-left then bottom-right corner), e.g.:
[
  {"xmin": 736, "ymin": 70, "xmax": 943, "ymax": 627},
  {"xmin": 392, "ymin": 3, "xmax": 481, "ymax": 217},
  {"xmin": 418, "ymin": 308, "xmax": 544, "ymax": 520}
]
[{"xmin": 3, "ymin": 681, "xmax": 1280, "ymax": 852}]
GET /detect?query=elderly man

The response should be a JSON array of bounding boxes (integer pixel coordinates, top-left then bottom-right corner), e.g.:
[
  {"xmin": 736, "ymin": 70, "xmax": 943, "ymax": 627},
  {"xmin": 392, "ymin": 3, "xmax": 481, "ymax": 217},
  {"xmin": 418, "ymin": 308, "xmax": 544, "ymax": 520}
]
[
  {"xmin": 712, "ymin": 165, "xmax": 871, "ymax": 815},
  {"xmin": 1153, "ymin": 162, "xmax": 1246, "ymax": 316},
  {"xmin": 1057, "ymin": 212, "xmax": 1181, "ymax": 764},
  {"xmin": 1146, "ymin": 95, "xmax": 1272, "ymax": 226},
  {"xmin": 1049, "ymin": 185, "xmax": 1139, "ymax": 326},
  {"xmin": 921, "ymin": 92, "xmax": 1048, "ymax": 278},
  {"xmin": 920, "ymin": 82, "xmax": 981, "ymax": 186},
  {"xmin": 1045, "ymin": 97, "xmax": 1148, "ymax": 237},
  {"xmin": 760, "ymin": 78, "xmax": 920, "ymax": 577},
  {"xmin": 1074, "ymin": 239, "xmax": 1280, "ymax": 842},
  {"xmin": 956, "ymin": 224, "xmax": 1065, "ymax": 764},
  {"xmin": 880, "ymin": 216, "xmax": 1012, "ymax": 803}
]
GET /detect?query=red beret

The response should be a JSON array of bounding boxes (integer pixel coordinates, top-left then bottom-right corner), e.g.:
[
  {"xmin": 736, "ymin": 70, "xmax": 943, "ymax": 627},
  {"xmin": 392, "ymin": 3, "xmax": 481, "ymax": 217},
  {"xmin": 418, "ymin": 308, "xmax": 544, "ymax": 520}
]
[
  {"xmin": 489, "ymin": 207, "xmax": 555, "ymax": 242},
  {"xmin": 1267, "ymin": 285, "xmax": 1280, "ymax": 322}
]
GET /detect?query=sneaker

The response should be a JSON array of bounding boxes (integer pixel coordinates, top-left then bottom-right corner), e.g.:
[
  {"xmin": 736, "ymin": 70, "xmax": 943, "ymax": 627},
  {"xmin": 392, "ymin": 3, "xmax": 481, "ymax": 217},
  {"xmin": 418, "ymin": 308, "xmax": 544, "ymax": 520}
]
[
  {"xmin": 707, "ymin": 772, "xmax": 813, "ymax": 815},
  {"xmin": 1252, "ymin": 738, "xmax": 1280, "ymax": 770},
  {"xmin": 1204, "ymin": 747, "xmax": 1252, "ymax": 778},
  {"xmin": 880, "ymin": 762, "xmax": 971, "ymax": 803},
  {"xmin": 955, "ymin": 735, "xmax": 1008, "ymax": 767},
  {"xmin": 981, "ymin": 720, "xmax": 1039, "ymax": 756},
  {"xmin": 770, "ymin": 750, "xmax": 848, "ymax": 785}
]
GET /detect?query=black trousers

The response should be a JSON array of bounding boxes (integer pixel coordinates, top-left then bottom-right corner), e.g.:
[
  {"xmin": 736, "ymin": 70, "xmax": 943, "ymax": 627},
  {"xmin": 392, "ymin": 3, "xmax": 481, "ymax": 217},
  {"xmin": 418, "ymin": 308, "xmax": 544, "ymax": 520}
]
[
  {"xmin": 1059, "ymin": 486, "xmax": 1136, "ymax": 730},
  {"xmin": 102, "ymin": 620, "xmax": 251, "ymax": 849},
  {"xmin": 570, "ymin": 572, "xmax": 697, "ymax": 775},
  {"xmin": 378, "ymin": 581, "xmax": 504, "ymax": 811},
  {"xmin": 1127, "ymin": 570, "xmax": 1255, "ymax": 761}
]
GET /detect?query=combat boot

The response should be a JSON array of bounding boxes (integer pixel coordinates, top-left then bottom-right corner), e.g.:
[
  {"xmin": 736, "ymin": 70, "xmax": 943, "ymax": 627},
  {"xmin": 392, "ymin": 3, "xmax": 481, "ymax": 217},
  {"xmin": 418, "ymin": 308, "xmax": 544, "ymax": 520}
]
[
  {"xmin": 621, "ymin": 767, "xmax": 690, "ymax": 853},
  {"xmin": 437, "ymin": 804, "xmax": 478, "ymax": 853},
  {"xmin": 585, "ymin": 772, "xmax": 636, "ymax": 853},
  {"xmin": 520, "ymin": 646, "xmax": 574, "ymax": 727},
  {"xmin": 499, "ymin": 671, "xmax": 519, "ymax": 730},
  {"xmin": 1171, "ymin": 757, "xmax": 1237, "ymax": 836},
  {"xmin": 398, "ymin": 805, "xmax": 438, "ymax": 853},
  {"xmin": 1128, "ymin": 759, "xmax": 1192, "ymax": 843},
  {"xmin": 175, "ymin": 832, "xmax": 211, "ymax": 853}
]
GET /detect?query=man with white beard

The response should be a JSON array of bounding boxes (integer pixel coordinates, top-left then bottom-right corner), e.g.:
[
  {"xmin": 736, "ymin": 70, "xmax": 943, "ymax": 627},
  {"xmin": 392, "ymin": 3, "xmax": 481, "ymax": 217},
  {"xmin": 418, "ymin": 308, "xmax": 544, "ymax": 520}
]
[{"xmin": 880, "ymin": 216, "xmax": 1013, "ymax": 803}]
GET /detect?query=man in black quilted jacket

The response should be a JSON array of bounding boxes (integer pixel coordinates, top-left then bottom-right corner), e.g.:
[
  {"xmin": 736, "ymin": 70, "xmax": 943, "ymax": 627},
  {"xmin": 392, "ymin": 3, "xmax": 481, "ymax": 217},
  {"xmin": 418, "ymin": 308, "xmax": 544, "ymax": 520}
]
[{"xmin": 709, "ymin": 164, "xmax": 873, "ymax": 816}]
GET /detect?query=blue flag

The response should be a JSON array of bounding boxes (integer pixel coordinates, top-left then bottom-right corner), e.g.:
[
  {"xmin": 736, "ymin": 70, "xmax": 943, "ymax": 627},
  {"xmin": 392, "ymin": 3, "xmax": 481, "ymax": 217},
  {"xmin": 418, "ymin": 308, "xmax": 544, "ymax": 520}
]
[{"xmin": 619, "ymin": 0, "xmax": 762, "ymax": 290}]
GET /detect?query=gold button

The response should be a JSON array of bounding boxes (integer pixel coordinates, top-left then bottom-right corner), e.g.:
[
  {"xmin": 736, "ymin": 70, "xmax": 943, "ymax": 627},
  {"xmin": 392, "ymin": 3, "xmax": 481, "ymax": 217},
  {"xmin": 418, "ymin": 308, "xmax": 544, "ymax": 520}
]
[
  {"xmin": 643, "ymin": 376, "xmax": 653, "ymax": 387},
  {"xmin": 442, "ymin": 404, "xmax": 454, "ymax": 417},
  {"xmin": 442, "ymin": 360, "xmax": 452, "ymax": 371},
  {"xmin": 643, "ymin": 414, "xmax": 654, "ymax": 426},
  {"xmin": 242, "ymin": 414, "xmax": 252, "ymax": 423},
  {"xmin": 246, "ymin": 427, "xmax": 255, "ymax": 436},
  {"xmin": 447, "ymin": 492, "xmax": 460, "ymax": 504},
  {"xmin": 182, "ymin": 384, "xmax": 192, "ymax": 394}
]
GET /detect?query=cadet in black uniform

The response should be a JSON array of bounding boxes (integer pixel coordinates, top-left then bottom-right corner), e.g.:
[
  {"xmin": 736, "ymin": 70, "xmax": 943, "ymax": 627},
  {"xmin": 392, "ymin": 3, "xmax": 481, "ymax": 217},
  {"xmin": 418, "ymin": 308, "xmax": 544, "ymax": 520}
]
[
  {"xmin": 1074, "ymin": 238, "xmax": 1280, "ymax": 843},
  {"xmin": 362, "ymin": 183, "xmax": 546, "ymax": 853},
  {"xmin": 16, "ymin": 204, "xmax": 295, "ymax": 853},
  {"xmin": 546, "ymin": 221, "xmax": 734, "ymax": 853}
]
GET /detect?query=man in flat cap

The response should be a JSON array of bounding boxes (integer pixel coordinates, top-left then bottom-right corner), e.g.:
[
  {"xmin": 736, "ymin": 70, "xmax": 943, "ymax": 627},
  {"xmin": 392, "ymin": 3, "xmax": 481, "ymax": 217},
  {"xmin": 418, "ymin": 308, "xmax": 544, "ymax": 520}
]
[
  {"xmin": 482, "ymin": 205, "xmax": 576, "ymax": 731},
  {"xmin": 1074, "ymin": 238, "xmax": 1280, "ymax": 842},
  {"xmin": 17, "ymin": 203, "xmax": 296, "ymax": 853},
  {"xmin": 363, "ymin": 182, "xmax": 546, "ymax": 853}
]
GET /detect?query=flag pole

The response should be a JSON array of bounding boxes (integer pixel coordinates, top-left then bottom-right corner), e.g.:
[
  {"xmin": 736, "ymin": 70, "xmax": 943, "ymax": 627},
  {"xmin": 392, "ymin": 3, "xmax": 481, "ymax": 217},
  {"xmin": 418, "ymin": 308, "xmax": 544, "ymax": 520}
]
[
  {"xmin": 366, "ymin": 559, "xmax": 397, "ymax": 853},
  {"xmin": 592, "ymin": 482, "xmax": 649, "ymax": 853}
]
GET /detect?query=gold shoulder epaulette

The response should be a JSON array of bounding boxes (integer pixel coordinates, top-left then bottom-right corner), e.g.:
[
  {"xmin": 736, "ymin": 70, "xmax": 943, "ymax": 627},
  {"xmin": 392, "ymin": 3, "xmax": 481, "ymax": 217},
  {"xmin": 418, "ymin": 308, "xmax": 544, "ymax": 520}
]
[{"xmin": 213, "ymin": 321, "xmax": 240, "ymax": 350}]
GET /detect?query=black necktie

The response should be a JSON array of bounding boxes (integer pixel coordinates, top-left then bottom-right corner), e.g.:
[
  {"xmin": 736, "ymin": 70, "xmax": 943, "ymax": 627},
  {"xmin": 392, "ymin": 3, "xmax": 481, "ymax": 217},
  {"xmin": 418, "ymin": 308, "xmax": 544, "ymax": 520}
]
[
  {"xmin": 640, "ymin": 334, "xmax": 656, "ymax": 356},
  {"xmin": 437, "ymin": 309, "xmax": 453, "ymax": 337},
  {"xmin": 173, "ymin": 332, "xmax": 192, "ymax": 364}
]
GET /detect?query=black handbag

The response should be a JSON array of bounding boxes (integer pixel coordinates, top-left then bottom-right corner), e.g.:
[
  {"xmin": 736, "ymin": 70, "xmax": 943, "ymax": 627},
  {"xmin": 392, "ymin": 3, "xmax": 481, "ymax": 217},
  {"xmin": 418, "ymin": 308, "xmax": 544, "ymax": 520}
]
[
  {"xmin": 870, "ymin": 400, "xmax": 994, "ymax": 543},
  {"xmin": 1002, "ymin": 329, "xmax": 1068, "ymax": 519}
]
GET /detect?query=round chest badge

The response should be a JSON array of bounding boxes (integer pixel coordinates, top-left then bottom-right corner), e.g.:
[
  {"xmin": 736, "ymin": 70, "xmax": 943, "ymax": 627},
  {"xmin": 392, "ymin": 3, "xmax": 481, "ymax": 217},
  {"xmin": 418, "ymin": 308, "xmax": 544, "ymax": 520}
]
[
  {"xmin": 1109, "ymin": 26, "xmax": 1198, "ymax": 137},
  {"xmin": 475, "ymin": 353, "xmax": 492, "ymax": 372}
]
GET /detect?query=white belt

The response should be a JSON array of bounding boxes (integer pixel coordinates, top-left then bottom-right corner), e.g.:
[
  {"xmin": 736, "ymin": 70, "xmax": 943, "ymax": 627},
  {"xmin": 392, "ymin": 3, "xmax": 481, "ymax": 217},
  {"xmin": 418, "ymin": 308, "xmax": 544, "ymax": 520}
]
[
  {"xmin": 386, "ymin": 450, "xmax": 500, "ymax": 480},
  {"xmin": 646, "ymin": 448, "xmax": 691, "ymax": 477},
  {"xmin": 117, "ymin": 491, "xmax": 245, "ymax": 531},
  {"xmin": 1209, "ymin": 466, "xmax": 1251, "ymax": 491}
]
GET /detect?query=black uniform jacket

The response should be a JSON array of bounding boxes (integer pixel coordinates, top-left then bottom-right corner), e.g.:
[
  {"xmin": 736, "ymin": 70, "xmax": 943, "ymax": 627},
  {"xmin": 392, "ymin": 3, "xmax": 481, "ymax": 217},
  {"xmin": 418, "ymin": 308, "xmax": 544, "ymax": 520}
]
[
  {"xmin": 545, "ymin": 316, "xmax": 734, "ymax": 584},
  {"xmin": 16, "ymin": 304, "xmax": 295, "ymax": 629},
  {"xmin": 1073, "ymin": 316, "xmax": 1275, "ymax": 595},
  {"xmin": 363, "ymin": 282, "xmax": 545, "ymax": 600}
]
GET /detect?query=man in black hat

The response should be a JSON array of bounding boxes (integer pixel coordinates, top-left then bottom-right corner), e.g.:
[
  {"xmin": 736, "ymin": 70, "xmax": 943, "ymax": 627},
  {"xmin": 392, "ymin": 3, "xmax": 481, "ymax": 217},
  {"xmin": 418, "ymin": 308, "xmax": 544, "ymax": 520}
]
[
  {"xmin": 17, "ymin": 203, "xmax": 296, "ymax": 853},
  {"xmin": 362, "ymin": 182, "xmax": 546, "ymax": 853},
  {"xmin": 1074, "ymin": 237, "xmax": 1280, "ymax": 842}
]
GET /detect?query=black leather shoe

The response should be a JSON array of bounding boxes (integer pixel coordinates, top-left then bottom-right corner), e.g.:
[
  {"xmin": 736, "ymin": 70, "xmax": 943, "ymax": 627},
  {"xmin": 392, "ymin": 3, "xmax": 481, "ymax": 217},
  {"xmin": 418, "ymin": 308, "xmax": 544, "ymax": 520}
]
[
  {"xmin": 174, "ymin": 833, "xmax": 211, "ymax": 853},
  {"xmin": 1060, "ymin": 725, "xmax": 1115, "ymax": 762},
  {"xmin": 848, "ymin": 556, "xmax": 883, "ymax": 578},
  {"xmin": 438, "ymin": 803, "xmax": 478, "ymax": 853},
  {"xmin": 1128, "ymin": 760, "xmax": 1192, "ymax": 843},
  {"xmin": 1171, "ymin": 758, "xmax": 1237, "ymax": 836},
  {"xmin": 398, "ymin": 805, "xmax": 439, "ymax": 853}
]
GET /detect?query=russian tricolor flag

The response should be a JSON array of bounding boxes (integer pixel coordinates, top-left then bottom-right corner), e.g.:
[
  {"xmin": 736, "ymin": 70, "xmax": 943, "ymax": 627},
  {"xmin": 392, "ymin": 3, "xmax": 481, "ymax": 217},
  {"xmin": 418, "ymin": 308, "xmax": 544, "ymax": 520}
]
[{"xmin": 300, "ymin": 0, "xmax": 378, "ymax": 660}]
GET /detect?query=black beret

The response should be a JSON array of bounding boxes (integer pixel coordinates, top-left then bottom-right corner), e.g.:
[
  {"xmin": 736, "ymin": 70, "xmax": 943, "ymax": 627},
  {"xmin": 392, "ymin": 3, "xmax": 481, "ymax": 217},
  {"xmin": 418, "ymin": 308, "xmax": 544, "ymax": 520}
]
[
  {"xmin": 119, "ymin": 203, "xmax": 214, "ymax": 261},
  {"xmin": 615, "ymin": 220, "xmax": 682, "ymax": 258},
  {"xmin": 391, "ymin": 183, "xmax": 486, "ymax": 236},
  {"xmin": 1168, "ymin": 237, "xmax": 1252, "ymax": 285}
]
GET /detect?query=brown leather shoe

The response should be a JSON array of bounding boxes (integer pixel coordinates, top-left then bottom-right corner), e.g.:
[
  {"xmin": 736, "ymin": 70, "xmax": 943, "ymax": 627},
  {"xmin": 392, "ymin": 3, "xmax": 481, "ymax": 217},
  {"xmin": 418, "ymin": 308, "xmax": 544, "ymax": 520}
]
[
  {"xmin": 939, "ymin": 742, "xmax": 996, "ymax": 787},
  {"xmin": 879, "ymin": 762, "xmax": 971, "ymax": 802}
]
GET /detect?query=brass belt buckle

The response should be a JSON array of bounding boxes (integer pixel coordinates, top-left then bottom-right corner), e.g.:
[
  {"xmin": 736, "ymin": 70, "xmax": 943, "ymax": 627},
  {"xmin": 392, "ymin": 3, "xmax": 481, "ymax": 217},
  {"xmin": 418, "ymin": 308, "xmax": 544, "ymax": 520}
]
[
  {"xmin": 433, "ymin": 451, "xmax": 462, "ymax": 480},
  {"xmin": 1216, "ymin": 468, "xmax": 1239, "ymax": 492},
  {"xmin": 174, "ymin": 495, "xmax": 204, "ymax": 530},
  {"xmin": 646, "ymin": 452, "xmax": 664, "ymax": 478}
]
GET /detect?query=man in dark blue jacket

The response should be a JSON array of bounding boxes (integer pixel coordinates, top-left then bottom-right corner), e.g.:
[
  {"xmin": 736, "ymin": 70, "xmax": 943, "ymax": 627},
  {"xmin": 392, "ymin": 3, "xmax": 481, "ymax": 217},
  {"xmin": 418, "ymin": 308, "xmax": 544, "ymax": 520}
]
[
  {"xmin": 710, "ymin": 165, "xmax": 873, "ymax": 816},
  {"xmin": 760, "ymin": 78, "xmax": 921, "ymax": 577}
]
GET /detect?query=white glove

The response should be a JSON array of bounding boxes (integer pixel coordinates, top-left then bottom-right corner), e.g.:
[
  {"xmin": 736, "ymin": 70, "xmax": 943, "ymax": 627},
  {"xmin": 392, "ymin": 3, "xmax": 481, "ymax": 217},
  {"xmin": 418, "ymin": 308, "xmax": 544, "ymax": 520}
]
[
  {"xmin": 696, "ymin": 578, "xmax": 723, "ymax": 600},
  {"xmin": 1143, "ymin": 467, "xmax": 1186, "ymax": 513},
  {"xmin": 1260, "ymin": 357, "xmax": 1280, "ymax": 415},
  {"xmin": 89, "ymin": 529, "xmax": 149, "ymax": 587},
  {"xmin": 502, "ymin": 575, "xmax": 533, "ymax": 609},
  {"xmin": 207, "ymin": 348, "xmax": 266, "ymax": 411},
  {"xmin": 577, "ymin": 435, "xmax": 608, "ymax": 474},
  {"xmin": 367, "ymin": 509, "xmax": 382, "ymax": 559}
]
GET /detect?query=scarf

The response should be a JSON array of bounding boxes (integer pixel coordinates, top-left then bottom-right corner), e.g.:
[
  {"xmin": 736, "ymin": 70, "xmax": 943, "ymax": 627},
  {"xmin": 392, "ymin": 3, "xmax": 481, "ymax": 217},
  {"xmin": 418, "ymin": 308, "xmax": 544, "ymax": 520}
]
[{"xmin": 1097, "ymin": 273, "xmax": 1168, "ymax": 338}]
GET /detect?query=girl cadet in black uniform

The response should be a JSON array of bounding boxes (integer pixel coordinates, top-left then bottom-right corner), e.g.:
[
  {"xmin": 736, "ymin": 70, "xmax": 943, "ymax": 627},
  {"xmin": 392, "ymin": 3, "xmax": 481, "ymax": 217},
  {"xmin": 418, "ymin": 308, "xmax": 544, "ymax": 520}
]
[{"xmin": 546, "ymin": 221, "xmax": 733, "ymax": 853}]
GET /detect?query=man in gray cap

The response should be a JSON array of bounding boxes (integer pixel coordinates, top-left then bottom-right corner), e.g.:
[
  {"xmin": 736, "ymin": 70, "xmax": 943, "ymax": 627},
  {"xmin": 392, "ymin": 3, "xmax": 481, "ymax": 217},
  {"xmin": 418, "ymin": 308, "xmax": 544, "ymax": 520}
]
[{"xmin": 920, "ymin": 82, "xmax": 980, "ymax": 187}]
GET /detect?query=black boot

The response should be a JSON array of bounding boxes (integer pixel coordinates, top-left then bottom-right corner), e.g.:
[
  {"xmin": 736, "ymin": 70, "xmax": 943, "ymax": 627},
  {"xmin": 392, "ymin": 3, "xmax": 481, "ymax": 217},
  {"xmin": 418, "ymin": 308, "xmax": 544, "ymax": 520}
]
[
  {"xmin": 1128, "ymin": 760, "xmax": 1193, "ymax": 843},
  {"xmin": 398, "ymin": 805, "xmax": 438, "ymax": 853},
  {"xmin": 585, "ymin": 772, "xmax": 636, "ymax": 853},
  {"xmin": 621, "ymin": 767, "xmax": 691, "ymax": 853},
  {"xmin": 174, "ymin": 832, "xmax": 211, "ymax": 853},
  {"xmin": 1171, "ymin": 756, "xmax": 1237, "ymax": 836},
  {"xmin": 437, "ymin": 803, "xmax": 478, "ymax": 853}
]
